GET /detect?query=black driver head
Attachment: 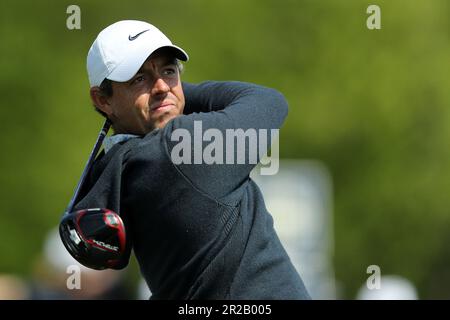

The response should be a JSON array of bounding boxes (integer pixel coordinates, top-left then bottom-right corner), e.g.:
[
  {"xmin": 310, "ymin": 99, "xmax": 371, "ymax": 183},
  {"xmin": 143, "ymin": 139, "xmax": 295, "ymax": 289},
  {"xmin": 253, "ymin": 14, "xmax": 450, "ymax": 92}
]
[{"xmin": 59, "ymin": 208, "xmax": 127, "ymax": 270}]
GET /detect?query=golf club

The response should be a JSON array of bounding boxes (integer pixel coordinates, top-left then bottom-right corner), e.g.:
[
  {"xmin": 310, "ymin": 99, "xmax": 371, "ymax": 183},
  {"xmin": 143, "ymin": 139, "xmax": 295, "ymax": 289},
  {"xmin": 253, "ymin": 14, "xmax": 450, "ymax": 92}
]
[{"xmin": 59, "ymin": 119, "xmax": 128, "ymax": 270}]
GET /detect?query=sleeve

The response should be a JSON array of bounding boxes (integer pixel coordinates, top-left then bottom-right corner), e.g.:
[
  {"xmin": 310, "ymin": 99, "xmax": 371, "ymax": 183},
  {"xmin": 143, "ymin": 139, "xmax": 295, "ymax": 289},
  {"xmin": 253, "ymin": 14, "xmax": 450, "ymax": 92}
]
[{"xmin": 164, "ymin": 81, "xmax": 289, "ymax": 200}]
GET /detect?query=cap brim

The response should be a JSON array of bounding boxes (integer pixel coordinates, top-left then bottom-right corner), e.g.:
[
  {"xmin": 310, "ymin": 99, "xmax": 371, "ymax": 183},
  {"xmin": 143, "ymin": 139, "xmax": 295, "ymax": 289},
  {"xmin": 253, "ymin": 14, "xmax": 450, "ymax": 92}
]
[{"xmin": 106, "ymin": 44, "xmax": 188, "ymax": 83}]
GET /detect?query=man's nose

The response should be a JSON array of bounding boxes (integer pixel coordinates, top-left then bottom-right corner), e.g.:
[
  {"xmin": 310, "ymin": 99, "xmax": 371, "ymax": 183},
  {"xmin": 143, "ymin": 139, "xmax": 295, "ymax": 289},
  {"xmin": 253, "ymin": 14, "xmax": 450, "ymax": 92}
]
[{"xmin": 151, "ymin": 77, "xmax": 170, "ymax": 96}]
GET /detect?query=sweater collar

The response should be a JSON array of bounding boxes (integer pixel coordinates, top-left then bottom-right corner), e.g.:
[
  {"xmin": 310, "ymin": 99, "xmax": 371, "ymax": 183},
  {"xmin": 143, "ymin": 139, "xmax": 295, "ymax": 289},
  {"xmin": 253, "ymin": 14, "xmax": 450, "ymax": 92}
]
[{"xmin": 103, "ymin": 134, "xmax": 139, "ymax": 153}]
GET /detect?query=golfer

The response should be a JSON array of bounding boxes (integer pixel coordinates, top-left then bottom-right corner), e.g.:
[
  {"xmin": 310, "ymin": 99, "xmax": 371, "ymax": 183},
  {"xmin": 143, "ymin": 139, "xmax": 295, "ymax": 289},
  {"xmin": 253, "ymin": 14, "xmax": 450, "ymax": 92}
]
[{"xmin": 75, "ymin": 20, "xmax": 310, "ymax": 300}]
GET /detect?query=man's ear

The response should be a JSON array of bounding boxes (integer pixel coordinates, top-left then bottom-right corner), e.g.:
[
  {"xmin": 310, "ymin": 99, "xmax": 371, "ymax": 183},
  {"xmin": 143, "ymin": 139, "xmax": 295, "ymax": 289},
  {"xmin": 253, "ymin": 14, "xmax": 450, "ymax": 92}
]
[{"xmin": 90, "ymin": 87, "xmax": 113, "ymax": 116}]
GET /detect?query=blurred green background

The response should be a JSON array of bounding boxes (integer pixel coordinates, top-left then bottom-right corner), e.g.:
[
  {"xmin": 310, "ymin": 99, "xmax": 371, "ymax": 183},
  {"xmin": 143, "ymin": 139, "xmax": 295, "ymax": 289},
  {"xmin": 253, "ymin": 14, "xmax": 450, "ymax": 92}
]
[{"xmin": 1, "ymin": 0, "xmax": 450, "ymax": 299}]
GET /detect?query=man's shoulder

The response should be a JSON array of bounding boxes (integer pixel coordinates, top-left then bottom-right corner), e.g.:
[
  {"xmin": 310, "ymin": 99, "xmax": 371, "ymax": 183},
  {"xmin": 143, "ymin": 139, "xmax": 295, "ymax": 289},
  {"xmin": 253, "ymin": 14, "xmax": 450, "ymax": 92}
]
[{"xmin": 116, "ymin": 129, "xmax": 180, "ymax": 170}]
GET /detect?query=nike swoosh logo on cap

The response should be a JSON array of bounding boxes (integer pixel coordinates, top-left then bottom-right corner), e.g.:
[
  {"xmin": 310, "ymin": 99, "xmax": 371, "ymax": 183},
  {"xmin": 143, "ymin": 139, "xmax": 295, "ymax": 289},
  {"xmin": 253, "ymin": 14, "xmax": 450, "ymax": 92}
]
[{"xmin": 128, "ymin": 29, "xmax": 150, "ymax": 41}]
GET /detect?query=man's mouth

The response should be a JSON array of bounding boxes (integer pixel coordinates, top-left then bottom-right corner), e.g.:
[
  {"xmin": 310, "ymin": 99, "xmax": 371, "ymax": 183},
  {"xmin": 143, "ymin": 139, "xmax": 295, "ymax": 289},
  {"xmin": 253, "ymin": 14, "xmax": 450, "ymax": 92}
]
[{"xmin": 151, "ymin": 102, "xmax": 175, "ymax": 112}]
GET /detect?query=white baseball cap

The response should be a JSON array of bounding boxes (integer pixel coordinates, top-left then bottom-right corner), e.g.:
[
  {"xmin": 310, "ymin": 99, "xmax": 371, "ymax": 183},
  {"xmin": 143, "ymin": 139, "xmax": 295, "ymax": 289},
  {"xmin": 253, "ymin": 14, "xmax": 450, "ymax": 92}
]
[{"xmin": 87, "ymin": 20, "xmax": 189, "ymax": 87}]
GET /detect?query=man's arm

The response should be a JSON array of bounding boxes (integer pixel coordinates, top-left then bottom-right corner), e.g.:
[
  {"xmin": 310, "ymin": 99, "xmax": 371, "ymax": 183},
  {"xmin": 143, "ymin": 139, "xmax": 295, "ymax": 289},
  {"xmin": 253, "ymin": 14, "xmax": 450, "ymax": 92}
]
[
  {"xmin": 182, "ymin": 81, "xmax": 288, "ymax": 117},
  {"xmin": 164, "ymin": 81, "xmax": 288, "ymax": 201}
]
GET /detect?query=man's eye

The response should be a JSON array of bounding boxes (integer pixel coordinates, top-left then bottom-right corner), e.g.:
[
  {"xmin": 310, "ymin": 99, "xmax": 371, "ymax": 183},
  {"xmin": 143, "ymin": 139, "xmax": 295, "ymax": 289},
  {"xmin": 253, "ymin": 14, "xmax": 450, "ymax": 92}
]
[
  {"xmin": 132, "ymin": 75, "xmax": 145, "ymax": 84},
  {"xmin": 162, "ymin": 68, "xmax": 176, "ymax": 76}
]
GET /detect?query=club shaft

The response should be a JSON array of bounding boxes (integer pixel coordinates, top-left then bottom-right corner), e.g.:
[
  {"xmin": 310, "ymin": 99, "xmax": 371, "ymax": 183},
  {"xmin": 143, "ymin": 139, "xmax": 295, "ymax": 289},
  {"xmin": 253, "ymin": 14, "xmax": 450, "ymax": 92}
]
[{"xmin": 65, "ymin": 119, "xmax": 111, "ymax": 213}]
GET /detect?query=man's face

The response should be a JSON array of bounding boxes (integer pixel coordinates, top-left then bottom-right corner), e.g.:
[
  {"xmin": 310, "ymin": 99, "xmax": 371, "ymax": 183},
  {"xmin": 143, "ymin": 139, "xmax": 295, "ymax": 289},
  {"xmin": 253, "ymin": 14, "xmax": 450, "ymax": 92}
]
[{"xmin": 106, "ymin": 50, "xmax": 185, "ymax": 135}]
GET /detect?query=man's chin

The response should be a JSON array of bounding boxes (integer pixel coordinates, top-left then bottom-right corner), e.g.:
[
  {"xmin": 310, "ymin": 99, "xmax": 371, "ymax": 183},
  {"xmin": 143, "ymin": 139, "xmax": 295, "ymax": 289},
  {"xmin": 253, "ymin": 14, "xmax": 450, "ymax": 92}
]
[{"xmin": 150, "ymin": 114, "xmax": 180, "ymax": 132}]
